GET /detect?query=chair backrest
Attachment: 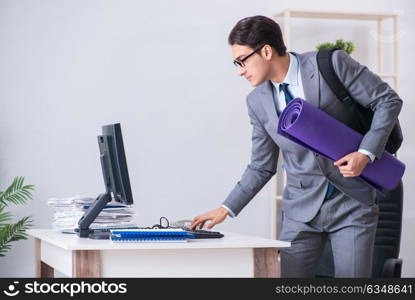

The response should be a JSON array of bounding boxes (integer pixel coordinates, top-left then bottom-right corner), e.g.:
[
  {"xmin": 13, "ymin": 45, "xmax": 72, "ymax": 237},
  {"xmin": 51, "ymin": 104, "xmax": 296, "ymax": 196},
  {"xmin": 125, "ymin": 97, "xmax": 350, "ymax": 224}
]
[{"xmin": 371, "ymin": 180, "xmax": 403, "ymax": 277}]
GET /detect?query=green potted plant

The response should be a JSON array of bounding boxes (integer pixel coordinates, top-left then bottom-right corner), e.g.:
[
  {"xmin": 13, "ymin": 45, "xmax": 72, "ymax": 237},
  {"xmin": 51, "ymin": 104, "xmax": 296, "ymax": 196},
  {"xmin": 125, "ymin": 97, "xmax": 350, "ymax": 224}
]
[
  {"xmin": 316, "ymin": 38, "xmax": 355, "ymax": 54},
  {"xmin": 0, "ymin": 177, "xmax": 34, "ymax": 257}
]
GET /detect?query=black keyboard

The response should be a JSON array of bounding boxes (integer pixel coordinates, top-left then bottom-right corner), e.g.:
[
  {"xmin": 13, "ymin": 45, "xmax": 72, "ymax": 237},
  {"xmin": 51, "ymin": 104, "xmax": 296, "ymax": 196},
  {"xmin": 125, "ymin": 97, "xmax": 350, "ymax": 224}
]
[{"xmin": 186, "ymin": 229, "xmax": 224, "ymax": 239}]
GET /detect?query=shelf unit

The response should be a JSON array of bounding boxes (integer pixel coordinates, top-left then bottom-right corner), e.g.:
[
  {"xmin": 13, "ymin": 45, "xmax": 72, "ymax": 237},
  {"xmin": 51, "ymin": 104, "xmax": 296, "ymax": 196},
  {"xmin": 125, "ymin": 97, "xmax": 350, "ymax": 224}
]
[{"xmin": 270, "ymin": 9, "xmax": 400, "ymax": 239}]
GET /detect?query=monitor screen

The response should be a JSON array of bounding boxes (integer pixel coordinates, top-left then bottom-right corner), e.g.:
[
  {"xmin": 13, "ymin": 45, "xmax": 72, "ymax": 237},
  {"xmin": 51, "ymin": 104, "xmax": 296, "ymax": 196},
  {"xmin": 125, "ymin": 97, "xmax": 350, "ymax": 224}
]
[
  {"xmin": 99, "ymin": 123, "xmax": 133, "ymax": 205},
  {"xmin": 77, "ymin": 123, "xmax": 134, "ymax": 237}
]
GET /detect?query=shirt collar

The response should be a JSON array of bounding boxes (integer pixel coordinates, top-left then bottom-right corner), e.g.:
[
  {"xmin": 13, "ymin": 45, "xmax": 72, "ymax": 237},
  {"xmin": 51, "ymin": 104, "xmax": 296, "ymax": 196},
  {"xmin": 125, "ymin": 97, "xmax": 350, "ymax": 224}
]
[{"xmin": 271, "ymin": 52, "xmax": 299, "ymax": 89}]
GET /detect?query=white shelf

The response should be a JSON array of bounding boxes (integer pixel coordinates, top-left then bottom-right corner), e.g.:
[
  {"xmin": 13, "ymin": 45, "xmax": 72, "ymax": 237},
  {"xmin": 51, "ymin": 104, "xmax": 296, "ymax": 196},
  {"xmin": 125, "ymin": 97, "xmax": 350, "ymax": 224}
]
[
  {"xmin": 273, "ymin": 9, "xmax": 399, "ymax": 21},
  {"xmin": 379, "ymin": 74, "xmax": 398, "ymax": 78}
]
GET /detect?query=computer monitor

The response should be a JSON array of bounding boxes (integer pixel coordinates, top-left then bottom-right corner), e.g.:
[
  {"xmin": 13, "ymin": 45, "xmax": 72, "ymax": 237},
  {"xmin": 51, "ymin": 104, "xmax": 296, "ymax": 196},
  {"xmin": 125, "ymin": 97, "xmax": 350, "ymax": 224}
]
[{"xmin": 77, "ymin": 123, "xmax": 134, "ymax": 238}]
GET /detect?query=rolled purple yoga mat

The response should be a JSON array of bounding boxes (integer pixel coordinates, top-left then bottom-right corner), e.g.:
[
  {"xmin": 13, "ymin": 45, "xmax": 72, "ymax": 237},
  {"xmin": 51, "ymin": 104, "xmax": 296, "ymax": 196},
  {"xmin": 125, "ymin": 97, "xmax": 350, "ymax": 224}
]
[{"xmin": 277, "ymin": 98, "xmax": 405, "ymax": 191}]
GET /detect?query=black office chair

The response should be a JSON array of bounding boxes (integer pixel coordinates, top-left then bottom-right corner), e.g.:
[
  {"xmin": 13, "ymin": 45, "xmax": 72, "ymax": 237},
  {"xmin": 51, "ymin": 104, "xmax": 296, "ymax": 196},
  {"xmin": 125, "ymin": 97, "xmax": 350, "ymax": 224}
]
[{"xmin": 315, "ymin": 180, "xmax": 404, "ymax": 278}]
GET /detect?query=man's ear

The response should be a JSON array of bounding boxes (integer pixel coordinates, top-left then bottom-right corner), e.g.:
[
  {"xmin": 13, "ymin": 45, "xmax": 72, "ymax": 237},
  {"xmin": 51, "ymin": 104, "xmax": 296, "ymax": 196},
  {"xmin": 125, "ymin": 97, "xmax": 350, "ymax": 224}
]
[{"xmin": 262, "ymin": 44, "xmax": 273, "ymax": 61}]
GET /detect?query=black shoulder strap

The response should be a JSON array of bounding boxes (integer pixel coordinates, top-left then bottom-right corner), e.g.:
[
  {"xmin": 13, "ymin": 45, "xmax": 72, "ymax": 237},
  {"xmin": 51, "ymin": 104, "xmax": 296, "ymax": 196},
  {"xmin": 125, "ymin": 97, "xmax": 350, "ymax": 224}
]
[
  {"xmin": 316, "ymin": 48, "xmax": 403, "ymax": 154},
  {"xmin": 316, "ymin": 48, "xmax": 353, "ymax": 106},
  {"xmin": 316, "ymin": 47, "xmax": 372, "ymax": 135}
]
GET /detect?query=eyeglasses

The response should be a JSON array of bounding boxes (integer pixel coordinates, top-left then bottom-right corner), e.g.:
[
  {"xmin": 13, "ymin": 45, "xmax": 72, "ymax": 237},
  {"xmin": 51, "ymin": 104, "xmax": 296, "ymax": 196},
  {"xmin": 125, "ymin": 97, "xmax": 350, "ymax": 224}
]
[{"xmin": 233, "ymin": 44, "xmax": 266, "ymax": 68}]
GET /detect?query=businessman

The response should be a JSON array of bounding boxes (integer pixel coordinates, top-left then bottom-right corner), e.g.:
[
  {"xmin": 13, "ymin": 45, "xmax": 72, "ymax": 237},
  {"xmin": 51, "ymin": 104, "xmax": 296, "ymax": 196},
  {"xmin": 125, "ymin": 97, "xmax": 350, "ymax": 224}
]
[{"xmin": 190, "ymin": 16, "xmax": 402, "ymax": 277}]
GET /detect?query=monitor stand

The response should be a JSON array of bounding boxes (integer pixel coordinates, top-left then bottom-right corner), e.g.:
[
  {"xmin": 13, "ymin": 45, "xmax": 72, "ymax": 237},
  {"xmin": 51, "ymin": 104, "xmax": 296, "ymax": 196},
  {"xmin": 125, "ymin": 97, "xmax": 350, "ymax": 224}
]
[{"xmin": 77, "ymin": 192, "xmax": 111, "ymax": 238}]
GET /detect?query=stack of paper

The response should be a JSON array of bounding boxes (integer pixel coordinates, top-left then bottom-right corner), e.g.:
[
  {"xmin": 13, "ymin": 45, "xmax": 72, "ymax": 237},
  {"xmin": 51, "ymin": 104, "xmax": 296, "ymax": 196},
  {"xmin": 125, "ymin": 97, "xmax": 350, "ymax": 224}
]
[{"xmin": 47, "ymin": 195, "xmax": 136, "ymax": 232}]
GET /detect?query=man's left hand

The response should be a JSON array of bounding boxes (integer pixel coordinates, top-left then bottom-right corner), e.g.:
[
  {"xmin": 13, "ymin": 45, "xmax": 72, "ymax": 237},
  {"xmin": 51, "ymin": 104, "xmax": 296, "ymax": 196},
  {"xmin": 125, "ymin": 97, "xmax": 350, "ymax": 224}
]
[{"xmin": 333, "ymin": 152, "xmax": 370, "ymax": 177}]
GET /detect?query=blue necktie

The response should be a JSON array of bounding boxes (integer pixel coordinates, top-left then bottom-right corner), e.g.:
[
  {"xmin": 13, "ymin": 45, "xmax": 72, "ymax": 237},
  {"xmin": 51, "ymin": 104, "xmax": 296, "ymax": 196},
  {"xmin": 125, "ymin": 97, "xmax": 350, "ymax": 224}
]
[
  {"xmin": 280, "ymin": 83, "xmax": 294, "ymax": 105},
  {"xmin": 325, "ymin": 182, "xmax": 335, "ymax": 199},
  {"xmin": 280, "ymin": 83, "xmax": 335, "ymax": 200}
]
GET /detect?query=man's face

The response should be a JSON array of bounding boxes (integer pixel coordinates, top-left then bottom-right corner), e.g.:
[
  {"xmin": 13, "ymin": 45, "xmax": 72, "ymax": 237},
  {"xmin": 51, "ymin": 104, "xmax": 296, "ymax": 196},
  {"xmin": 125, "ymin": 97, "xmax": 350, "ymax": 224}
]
[{"xmin": 231, "ymin": 44, "xmax": 270, "ymax": 87}]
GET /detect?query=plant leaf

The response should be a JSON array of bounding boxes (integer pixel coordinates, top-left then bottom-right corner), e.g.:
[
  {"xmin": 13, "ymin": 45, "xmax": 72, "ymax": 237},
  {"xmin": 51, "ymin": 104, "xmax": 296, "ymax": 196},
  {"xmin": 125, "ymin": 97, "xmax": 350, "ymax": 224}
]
[
  {"xmin": 0, "ymin": 216, "xmax": 32, "ymax": 257},
  {"xmin": 0, "ymin": 211, "xmax": 13, "ymax": 226},
  {"xmin": 0, "ymin": 177, "xmax": 34, "ymax": 207},
  {"xmin": 316, "ymin": 39, "xmax": 355, "ymax": 55}
]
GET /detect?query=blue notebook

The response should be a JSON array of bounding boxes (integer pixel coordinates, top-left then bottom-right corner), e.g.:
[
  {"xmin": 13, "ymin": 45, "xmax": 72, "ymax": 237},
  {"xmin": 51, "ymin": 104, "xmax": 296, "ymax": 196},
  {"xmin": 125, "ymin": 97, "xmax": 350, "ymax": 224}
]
[{"xmin": 110, "ymin": 228, "xmax": 194, "ymax": 243}]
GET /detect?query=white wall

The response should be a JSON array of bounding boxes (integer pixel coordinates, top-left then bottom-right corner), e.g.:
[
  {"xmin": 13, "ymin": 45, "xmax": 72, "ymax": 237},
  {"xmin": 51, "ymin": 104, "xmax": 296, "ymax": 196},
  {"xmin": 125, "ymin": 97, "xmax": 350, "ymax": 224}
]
[{"xmin": 0, "ymin": 0, "xmax": 414, "ymax": 277}]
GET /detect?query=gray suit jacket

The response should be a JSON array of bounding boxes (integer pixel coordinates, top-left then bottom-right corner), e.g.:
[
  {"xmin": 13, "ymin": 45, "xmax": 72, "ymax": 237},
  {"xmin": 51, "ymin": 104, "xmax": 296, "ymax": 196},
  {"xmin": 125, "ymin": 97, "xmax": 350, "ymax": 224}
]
[{"xmin": 222, "ymin": 50, "xmax": 403, "ymax": 223}]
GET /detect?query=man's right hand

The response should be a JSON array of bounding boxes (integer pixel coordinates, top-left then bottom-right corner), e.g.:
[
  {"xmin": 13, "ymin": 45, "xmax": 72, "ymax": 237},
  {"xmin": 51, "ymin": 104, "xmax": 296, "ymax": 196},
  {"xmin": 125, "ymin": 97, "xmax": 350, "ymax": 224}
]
[{"xmin": 190, "ymin": 207, "xmax": 229, "ymax": 230}]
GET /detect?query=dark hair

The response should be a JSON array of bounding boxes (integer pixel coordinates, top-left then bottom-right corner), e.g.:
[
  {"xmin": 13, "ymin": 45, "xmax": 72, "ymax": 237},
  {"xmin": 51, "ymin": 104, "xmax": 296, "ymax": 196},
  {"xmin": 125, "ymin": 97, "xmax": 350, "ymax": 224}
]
[{"xmin": 228, "ymin": 15, "xmax": 286, "ymax": 56}]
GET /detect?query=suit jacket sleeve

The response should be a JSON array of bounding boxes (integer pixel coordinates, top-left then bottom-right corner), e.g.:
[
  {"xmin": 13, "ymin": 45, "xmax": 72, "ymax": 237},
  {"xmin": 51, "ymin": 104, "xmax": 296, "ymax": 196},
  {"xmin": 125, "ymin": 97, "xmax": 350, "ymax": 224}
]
[
  {"xmin": 222, "ymin": 96, "xmax": 280, "ymax": 217},
  {"xmin": 332, "ymin": 50, "xmax": 403, "ymax": 160}
]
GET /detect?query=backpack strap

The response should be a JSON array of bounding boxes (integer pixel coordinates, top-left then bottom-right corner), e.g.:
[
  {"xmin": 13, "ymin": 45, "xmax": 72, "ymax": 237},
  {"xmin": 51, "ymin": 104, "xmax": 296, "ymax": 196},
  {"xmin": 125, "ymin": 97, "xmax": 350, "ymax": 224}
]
[
  {"xmin": 317, "ymin": 48, "xmax": 372, "ymax": 130},
  {"xmin": 316, "ymin": 48, "xmax": 403, "ymax": 154},
  {"xmin": 316, "ymin": 48, "xmax": 353, "ymax": 106}
]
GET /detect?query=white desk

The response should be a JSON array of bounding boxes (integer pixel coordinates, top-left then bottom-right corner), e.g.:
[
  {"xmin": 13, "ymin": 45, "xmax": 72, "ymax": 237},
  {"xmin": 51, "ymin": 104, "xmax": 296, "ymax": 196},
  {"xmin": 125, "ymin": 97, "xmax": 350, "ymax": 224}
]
[{"xmin": 28, "ymin": 229, "xmax": 290, "ymax": 278}]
